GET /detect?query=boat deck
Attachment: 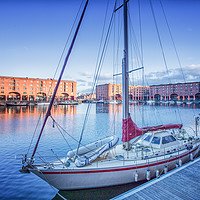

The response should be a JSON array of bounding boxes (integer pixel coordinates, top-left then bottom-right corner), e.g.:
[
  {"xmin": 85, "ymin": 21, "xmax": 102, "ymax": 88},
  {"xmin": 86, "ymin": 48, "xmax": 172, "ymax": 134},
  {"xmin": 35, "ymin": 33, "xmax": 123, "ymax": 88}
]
[
  {"xmin": 111, "ymin": 156, "xmax": 200, "ymax": 200},
  {"xmin": 38, "ymin": 140, "xmax": 199, "ymax": 170}
]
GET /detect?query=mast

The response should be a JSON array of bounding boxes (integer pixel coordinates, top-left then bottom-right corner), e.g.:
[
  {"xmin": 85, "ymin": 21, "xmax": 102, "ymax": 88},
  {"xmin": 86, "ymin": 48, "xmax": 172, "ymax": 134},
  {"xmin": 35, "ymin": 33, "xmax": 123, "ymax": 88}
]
[{"xmin": 122, "ymin": 0, "xmax": 130, "ymax": 147}]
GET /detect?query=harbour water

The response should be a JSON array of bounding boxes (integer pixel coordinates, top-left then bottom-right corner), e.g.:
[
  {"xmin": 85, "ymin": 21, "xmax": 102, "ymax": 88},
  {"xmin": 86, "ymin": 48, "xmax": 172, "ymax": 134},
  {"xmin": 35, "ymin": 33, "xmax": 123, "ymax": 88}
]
[{"xmin": 0, "ymin": 103, "xmax": 199, "ymax": 200}]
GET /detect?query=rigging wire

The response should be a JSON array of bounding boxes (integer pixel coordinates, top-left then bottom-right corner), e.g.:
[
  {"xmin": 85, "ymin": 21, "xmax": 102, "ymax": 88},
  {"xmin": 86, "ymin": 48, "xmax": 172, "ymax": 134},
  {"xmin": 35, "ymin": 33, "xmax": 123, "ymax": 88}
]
[
  {"xmin": 75, "ymin": 1, "xmax": 117, "ymax": 157},
  {"xmin": 128, "ymin": 2, "xmax": 163, "ymax": 127},
  {"xmin": 159, "ymin": 0, "xmax": 183, "ymax": 124},
  {"xmin": 149, "ymin": 0, "xmax": 172, "ymax": 85},
  {"xmin": 159, "ymin": 0, "xmax": 186, "ymax": 83},
  {"xmin": 27, "ymin": 113, "xmax": 43, "ymax": 156},
  {"xmin": 31, "ymin": 0, "xmax": 89, "ymax": 159},
  {"xmin": 138, "ymin": 0, "xmax": 145, "ymax": 128},
  {"xmin": 112, "ymin": 1, "xmax": 123, "ymax": 136},
  {"xmin": 50, "ymin": 116, "xmax": 73, "ymax": 152},
  {"xmin": 26, "ymin": 0, "xmax": 85, "ymax": 156},
  {"xmin": 50, "ymin": 116, "xmax": 98, "ymax": 154},
  {"xmin": 149, "ymin": 0, "xmax": 182, "ymax": 125},
  {"xmin": 160, "ymin": 0, "xmax": 196, "ymax": 122},
  {"xmin": 158, "ymin": 0, "xmax": 184, "ymax": 124}
]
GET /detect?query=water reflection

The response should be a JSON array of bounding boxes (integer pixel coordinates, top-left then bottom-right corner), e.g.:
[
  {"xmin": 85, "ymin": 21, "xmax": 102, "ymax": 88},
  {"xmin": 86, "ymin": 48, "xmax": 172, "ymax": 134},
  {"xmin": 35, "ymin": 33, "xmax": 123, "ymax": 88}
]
[
  {"xmin": 0, "ymin": 103, "xmax": 200, "ymax": 199},
  {"xmin": 53, "ymin": 181, "xmax": 146, "ymax": 200},
  {"xmin": 96, "ymin": 103, "xmax": 122, "ymax": 113},
  {"xmin": 0, "ymin": 105, "xmax": 77, "ymax": 117}
]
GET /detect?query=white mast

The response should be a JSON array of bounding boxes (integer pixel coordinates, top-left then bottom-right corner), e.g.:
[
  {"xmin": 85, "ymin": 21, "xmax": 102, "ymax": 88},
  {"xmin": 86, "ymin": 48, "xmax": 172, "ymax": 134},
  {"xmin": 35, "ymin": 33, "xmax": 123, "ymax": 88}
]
[
  {"xmin": 122, "ymin": 0, "xmax": 129, "ymax": 120},
  {"xmin": 122, "ymin": 0, "xmax": 130, "ymax": 148}
]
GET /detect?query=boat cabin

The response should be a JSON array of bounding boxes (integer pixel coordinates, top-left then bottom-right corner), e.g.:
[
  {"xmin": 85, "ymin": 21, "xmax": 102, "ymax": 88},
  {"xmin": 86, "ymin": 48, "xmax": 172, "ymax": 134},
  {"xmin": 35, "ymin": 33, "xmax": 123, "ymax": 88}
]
[{"xmin": 136, "ymin": 130, "xmax": 179, "ymax": 149}]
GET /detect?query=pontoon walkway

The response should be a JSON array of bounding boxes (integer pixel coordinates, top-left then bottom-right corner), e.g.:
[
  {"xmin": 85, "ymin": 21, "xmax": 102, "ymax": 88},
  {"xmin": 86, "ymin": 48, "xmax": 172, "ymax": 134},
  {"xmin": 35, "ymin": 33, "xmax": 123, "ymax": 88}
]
[{"xmin": 111, "ymin": 157, "xmax": 200, "ymax": 200}]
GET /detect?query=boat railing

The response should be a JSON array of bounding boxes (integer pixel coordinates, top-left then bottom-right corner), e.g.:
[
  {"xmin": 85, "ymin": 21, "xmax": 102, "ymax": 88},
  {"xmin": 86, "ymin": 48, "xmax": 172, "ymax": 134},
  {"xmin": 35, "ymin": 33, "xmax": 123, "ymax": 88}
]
[{"xmin": 16, "ymin": 139, "xmax": 198, "ymax": 169}]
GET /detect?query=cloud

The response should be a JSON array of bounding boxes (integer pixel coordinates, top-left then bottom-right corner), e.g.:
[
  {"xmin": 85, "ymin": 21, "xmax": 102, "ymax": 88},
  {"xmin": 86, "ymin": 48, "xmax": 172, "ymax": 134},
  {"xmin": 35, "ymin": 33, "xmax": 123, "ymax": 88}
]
[
  {"xmin": 77, "ymin": 64, "xmax": 200, "ymax": 92},
  {"xmin": 79, "ymin": 72, "xmax": 93, "ymax": 78},
  {"xmin": 99, "ymin": 73, "xmax": 112, "ymax": 81},
  {"xmin": 145, "ymin": 64, "xmax": 200, "ymax": 85},
  {"xmin": 76, "ymin": 79, "xmax": 87, "ymax": 83}
]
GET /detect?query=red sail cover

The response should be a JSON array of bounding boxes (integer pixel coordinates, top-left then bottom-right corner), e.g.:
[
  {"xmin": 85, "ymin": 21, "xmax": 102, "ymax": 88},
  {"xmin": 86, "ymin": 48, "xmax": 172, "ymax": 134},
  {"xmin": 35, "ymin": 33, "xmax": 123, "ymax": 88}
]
[{"xmin": 122, "ymin": 117, "xmax": 182, "ymax": 142}]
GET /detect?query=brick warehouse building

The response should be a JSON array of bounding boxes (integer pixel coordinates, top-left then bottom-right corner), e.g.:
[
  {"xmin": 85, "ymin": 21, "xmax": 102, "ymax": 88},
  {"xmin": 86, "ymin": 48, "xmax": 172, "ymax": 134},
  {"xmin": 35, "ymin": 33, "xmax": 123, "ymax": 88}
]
[
  {"xmin": 150, "ymin": 82, "xmax": 200, "ymax": 101},
  {"xmin": 96, "ymin": 84, "xmax": 149, "ymax": 101},
  {"xmin": 0, "ymin": 76, "xmax": 77, "ymax": 101}
]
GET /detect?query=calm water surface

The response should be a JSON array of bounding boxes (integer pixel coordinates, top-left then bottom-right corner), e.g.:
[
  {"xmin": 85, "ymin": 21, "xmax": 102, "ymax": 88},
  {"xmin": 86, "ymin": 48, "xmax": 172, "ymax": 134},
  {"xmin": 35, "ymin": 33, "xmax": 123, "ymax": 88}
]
[{"xmin": 0, "ymin": 103, "xmax": 199, "ymax": 200}]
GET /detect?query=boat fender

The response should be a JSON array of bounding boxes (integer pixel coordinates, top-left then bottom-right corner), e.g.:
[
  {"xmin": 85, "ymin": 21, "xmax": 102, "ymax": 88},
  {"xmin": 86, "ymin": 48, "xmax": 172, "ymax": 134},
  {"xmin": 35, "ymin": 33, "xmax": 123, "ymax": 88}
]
[
  {"xmin": 187, "ymin": 144, "xmax": 193, "ymax": 150},
  {"xmin": 85, "ymin": 158, "xmax": 90, "ymax": 166},
  {"xmin": 146, "ymin": 170, "xmax": 150, "ymax": 181},
  {"xmin": 156, "ymin": 170, "xmax": 159, "ymax": 178},
  {"xmin": 190, "ymin": 153, "xmax": 193, "ymax": 161},
  {"xmin": 116, "ymin": 155, "xmax": 124, "ymax": 160},
  {"xmin": 179, "ymin": 159, "xmax": 182, "ymax": 166},
  {"xmin": 164, "ymin": 166, "xmax": 168, "ymax": 174},
  {"xmin": 134, "ymin": 172, "xmax": 138, "ymax": 182},
  {"xmin": 65, "ymin": 161, "xmax": 70, "ymax": 167}
]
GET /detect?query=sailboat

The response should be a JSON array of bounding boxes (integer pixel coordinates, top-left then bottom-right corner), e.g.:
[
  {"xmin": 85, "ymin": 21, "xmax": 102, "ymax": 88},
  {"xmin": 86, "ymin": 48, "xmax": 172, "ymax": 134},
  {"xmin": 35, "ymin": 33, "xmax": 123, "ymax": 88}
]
[{"xmin": 20, "ymin": 0, "xmax": 200, "ymax": 190}]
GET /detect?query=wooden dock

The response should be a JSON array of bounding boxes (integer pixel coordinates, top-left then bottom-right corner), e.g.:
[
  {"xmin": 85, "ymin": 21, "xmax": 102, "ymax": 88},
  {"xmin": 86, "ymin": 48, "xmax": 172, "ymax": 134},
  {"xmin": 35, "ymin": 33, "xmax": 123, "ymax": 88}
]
[{"xmin": 111, "ymin": 157, "xmax": 200, "ymax": 200}]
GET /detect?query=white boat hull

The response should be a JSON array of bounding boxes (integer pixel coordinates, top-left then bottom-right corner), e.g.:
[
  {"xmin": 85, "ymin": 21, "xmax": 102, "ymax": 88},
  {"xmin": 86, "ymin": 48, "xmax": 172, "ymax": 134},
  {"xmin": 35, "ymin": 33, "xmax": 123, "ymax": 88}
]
[{"xmin": 30, "ymin": 146, "xmax": 199, "ymax": 190}]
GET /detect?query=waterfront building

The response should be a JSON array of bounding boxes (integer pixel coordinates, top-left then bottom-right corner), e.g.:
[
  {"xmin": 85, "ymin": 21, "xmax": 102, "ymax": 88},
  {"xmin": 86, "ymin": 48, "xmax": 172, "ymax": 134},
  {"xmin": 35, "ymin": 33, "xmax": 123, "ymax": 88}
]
[
  {"xmin": 0, "ymin": 76, "xmax": 77, "ymax": 101},
  {"xmin": 96, "ymin": 84, "xmax": 149, "ymax": 100},
  {"xmin": 77, "ymin": 93, "xmax": 96, "ymax": 100},
  {"xmin": 150, "ymin": 82, "xmax": 200, "ymax": 101}
]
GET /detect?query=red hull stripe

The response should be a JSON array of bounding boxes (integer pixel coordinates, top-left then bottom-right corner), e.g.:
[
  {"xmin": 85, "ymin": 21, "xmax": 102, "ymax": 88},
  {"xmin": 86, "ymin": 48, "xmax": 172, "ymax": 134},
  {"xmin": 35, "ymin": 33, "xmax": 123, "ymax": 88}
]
[{"xmin": 42, "ymin": 147, "xmax": 198, "ymax": 174}]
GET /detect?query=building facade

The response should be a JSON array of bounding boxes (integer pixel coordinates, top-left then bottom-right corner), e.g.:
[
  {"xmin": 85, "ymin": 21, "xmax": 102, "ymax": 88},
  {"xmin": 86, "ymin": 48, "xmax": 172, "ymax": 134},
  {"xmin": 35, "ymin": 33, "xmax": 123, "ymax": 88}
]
[
  {"xmin": 0, "ymin": 76, "xmax": 77, "ymax": 101},
  {"xmin": 96, "ymin": 84, "xmax": 149, "ymax": 100},
  {"xmin": 150, "ymin": 82, "xmax": 200, "ymax": 101},
  {"xmin": 77, "ymin": 93, "xmax": 96, "ymax": 100}
]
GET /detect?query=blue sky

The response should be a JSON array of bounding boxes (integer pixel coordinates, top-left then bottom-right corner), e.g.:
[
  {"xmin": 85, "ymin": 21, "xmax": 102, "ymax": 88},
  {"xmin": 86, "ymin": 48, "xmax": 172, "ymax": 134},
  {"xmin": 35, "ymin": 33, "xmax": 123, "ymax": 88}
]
[{"xmin": 0, "ymin": 0, "xmax": 200, "ymax": 93}]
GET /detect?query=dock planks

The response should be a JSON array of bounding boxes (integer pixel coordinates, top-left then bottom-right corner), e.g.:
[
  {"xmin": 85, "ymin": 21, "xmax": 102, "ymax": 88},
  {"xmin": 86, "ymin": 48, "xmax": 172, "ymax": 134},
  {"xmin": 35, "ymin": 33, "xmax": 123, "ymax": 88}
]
[{"xmin": 112, "ymin": 157, "xmax": 200, "ymax": 200}]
